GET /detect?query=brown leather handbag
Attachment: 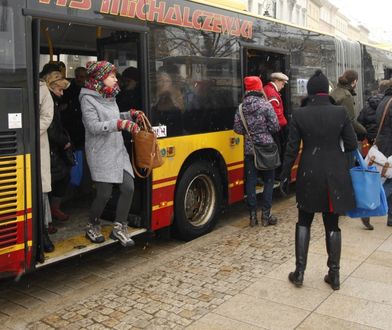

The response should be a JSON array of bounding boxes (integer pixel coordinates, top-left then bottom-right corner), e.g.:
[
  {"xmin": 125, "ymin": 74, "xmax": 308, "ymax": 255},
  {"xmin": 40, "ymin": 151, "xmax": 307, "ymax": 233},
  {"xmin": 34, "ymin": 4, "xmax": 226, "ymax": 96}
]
[{"xmin": 132, "ymin": 113, "xmax": 164, "ymax": 178}]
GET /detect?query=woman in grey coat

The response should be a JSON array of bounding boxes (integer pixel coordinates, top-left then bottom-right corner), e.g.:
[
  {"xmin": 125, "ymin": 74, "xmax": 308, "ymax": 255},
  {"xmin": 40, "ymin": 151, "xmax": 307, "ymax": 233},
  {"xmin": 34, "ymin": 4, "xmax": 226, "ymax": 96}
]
[{"xmin": 80, "ymin": 61, "xmax": 142, "ymax": 247}]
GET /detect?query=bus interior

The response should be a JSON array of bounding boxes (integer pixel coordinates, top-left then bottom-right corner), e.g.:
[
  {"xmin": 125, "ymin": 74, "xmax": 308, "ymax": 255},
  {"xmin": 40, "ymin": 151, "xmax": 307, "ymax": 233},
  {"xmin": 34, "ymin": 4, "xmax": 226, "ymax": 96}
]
[{"xmin": 36, "ymin": 20, "xmax": 149, "ymax": 265}]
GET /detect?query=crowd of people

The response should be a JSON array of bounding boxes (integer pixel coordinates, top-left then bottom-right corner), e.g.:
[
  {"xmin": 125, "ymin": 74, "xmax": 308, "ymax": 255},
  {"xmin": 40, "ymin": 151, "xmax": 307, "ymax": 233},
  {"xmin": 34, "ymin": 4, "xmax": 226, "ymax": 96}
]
[
  {"xmin": 234, "ymin": 69, "xmax": 392, "ymax": 291},
  {"xmin": 38, "ymin": 58, "xmax": 392, "ymax": 292}
]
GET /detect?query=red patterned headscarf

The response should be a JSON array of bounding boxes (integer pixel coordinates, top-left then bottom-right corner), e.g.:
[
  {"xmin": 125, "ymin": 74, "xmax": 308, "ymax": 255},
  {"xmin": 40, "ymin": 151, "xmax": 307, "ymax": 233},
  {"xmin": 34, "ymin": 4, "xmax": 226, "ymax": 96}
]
[{"xmin": 85, "ymin": 61, "xmax": 120, "ymax": 98}]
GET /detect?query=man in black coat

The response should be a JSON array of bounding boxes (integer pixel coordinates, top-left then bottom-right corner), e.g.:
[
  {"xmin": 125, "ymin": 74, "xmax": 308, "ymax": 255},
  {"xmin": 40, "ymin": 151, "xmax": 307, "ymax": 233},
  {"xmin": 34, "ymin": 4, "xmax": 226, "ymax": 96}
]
[
  {"xmin": 281, "ymin": 70, "xmax": 358, "ymax": 290},
  {"xmin": 375, "ymin": 85, "xmax": 392, "ymax": 226}
]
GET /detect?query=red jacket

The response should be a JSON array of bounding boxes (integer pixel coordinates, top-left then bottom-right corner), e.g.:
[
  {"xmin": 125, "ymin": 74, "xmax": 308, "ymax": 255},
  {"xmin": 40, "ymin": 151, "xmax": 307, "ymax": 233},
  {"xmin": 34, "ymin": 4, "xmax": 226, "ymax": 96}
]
[{"xmin": 264, "ymin": 82, "xmax": 287, "ymax": 127}]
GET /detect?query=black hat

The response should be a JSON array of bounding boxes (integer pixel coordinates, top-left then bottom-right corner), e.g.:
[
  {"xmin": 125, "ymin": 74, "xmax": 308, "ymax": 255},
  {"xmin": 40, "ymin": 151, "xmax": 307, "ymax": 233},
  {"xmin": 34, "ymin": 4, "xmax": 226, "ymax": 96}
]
[{"xmin": 307, "ymin": 69, "xmax": 329, "ymax": 95}]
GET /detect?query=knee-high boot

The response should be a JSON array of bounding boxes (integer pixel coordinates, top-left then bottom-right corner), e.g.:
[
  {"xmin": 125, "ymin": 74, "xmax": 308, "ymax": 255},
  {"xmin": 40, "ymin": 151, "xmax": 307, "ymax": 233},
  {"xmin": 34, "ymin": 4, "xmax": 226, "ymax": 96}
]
[
  {"xmin": 288, "ymin": 224, "xmax": 310, "ymax": 287},
  {"xmin": 324, "ymin": 230, "xmax": 341, "ymax": 290}
]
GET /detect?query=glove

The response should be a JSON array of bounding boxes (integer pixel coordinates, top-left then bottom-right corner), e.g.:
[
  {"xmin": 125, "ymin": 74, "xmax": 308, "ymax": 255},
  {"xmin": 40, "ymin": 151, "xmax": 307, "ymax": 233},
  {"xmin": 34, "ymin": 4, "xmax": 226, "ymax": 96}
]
[
  {"xmin": 279, "ymin": 176, "xmax": 290, "ymax": 197},
  {"xmin": 117, "ymin": 119, "xmax": 140, "ymax": 134},
  {"xmin": 130, "ymin": 109, "xmax": 144, "ymax": 124}
]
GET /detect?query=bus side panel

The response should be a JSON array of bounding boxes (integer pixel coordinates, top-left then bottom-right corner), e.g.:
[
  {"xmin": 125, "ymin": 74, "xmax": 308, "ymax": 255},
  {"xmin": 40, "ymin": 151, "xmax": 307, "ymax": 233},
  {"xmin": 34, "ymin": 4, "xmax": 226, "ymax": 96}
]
[{"xmin": 151, "ymin": 131, "xmax": 244, "ymax": 231}]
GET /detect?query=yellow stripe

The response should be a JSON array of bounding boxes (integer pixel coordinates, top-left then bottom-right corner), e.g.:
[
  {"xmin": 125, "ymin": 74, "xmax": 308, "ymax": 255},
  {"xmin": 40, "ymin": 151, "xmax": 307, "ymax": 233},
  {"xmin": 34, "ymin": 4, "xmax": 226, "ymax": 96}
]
[
  {"xmin": 152, "ymin": 201, "xmax": 174, "ymax": 211},
  {"xmin": 153, "ymin": 180, "xmax": 177, "ymax": 190},
  {"xmin": 0, "ymin": 214, "xmax": 30, "ymax": 226},
  {"xmin": 228, "ymin": 164, "xmax": 244, "ymax": 171},
  {"xmin": 0, "ymin": 241, "xmax": 32, "ymax": 256}
]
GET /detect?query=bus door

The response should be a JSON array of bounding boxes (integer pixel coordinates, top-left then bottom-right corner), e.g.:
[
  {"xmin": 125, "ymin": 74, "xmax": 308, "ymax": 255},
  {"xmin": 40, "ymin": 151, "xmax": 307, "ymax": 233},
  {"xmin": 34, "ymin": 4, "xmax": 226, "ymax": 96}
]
[
  {"xmin": 242, "ymin": 46, "xmax": 291, "ymax": 179},
  {"xmin": 33, "ymin": 20, "xmax": 149, "ymax": 267}
]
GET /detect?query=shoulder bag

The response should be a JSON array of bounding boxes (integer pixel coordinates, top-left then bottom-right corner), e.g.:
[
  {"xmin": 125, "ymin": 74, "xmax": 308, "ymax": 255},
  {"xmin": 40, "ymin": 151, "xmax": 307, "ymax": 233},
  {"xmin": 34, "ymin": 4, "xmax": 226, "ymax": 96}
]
[
  {"xmin": 365, "ymin": 97, "xmax": 392, "ymax": 181},
  {"xmin": 132, "ymin": 113, "xmax": 164, "ymax": 178},
  {"xmin": 238, "ymin": 104, "xmax": 280, "ymax": 171}
]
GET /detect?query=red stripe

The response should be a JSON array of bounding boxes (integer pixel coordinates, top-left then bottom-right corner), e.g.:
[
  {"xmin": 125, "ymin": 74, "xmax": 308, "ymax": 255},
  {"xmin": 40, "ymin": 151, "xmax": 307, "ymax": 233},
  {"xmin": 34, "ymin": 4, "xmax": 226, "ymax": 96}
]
[
  {"xmin": 152, "ymin": 206, "xmax": 173, "ymax": 230},
  {"xmin": 153, "ymin": 176, "xmax": 177, "ymax": 185},
  {"xmin": 227, "ymin": 160, "xmax": 244, "ymax": 167}
]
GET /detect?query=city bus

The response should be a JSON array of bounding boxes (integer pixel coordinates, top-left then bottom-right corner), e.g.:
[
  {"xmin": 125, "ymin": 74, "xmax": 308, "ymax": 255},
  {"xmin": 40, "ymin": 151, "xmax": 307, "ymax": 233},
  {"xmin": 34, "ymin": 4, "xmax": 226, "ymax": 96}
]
[{"xmin": 0, "ymin": 0, "xmax": 391, "ymax": 278}]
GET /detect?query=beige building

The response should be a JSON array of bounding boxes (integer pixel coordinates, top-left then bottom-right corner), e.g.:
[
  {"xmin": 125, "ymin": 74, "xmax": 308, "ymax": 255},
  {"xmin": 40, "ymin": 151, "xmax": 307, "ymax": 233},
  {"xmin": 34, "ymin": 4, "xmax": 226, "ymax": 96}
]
[{"xmin": 319, "ymin": 1, "xmax": 337, "ymax": 35}]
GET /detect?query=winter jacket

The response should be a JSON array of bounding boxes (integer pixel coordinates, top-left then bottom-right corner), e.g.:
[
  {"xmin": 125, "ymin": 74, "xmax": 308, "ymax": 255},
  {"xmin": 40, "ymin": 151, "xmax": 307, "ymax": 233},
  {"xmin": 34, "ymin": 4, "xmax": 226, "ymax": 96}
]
[
  {"xmin": 233, "ymin": 91, "xmax": 280, "ymax": 155},
  {"xmin": 357, "ymin": 93, "xmax": 384, "ymax": 144},
  {"xmin": 39, "ymin": 81, "xmax": 54, "ymax": 193},
  {"xmin": 264, "ymin": 82, "xmax": 287, "ymax": 127},
  {"xmin": 331, "ymin": 83, "xmax": 367, "ymax": 140},
  {"xmin": 281, "ymin": 95, "xmax": 358, "ymax": 214},
  {"xmin": 79, "ymin": 88, "xmax": 134, "ymax": 183},
  {"xmin": 375, "ymin": 89, "xmax": 392, "ymax": 158},
  {"xmin": 47, "ymin": 93, "xmax": 71, "ymax": 183}
]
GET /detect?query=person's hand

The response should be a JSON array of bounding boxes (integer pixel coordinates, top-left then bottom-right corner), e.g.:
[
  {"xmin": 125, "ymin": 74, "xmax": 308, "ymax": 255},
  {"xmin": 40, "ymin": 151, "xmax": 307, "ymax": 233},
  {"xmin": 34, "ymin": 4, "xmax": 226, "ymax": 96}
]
[
  {"xmin": 64, "ymin": 142, "xmax": 71, "ymax": 150},
  {"xmin": 279, "ymin": 176, "xmax": 290, "ymax": 196},
  {"xmin": 130, "ymin": 109, "xmax": 144, "ymax": 123},
  {"xmin": 117, "ymin": 120, "xmax": 140, "ymax": 134}
]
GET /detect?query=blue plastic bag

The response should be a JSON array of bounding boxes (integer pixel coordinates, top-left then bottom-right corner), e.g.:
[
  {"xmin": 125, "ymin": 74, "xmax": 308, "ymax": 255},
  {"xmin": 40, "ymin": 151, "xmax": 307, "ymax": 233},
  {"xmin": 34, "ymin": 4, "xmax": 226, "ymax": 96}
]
[
  {"xmin": 70, "ymin": 150, "xmax": 83, "ymax": 187},
  {"xmin": 346, "ymin": 149, "xmax": 388, "ymax": 218},
  {"xmin": 350, "ymin": 149, "xmax": 381, "ymax": 210},
  {"xmin": 346, "ymin": 185, "xmax": 388, "ymax": 218}
]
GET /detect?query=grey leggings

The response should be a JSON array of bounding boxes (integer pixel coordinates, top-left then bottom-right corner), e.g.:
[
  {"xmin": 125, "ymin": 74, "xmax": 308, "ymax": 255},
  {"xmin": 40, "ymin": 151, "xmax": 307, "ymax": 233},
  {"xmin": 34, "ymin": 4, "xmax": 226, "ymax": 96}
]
[{"xmin": 89, "ymin": 171, "xmax": 134, "ymax": 224}]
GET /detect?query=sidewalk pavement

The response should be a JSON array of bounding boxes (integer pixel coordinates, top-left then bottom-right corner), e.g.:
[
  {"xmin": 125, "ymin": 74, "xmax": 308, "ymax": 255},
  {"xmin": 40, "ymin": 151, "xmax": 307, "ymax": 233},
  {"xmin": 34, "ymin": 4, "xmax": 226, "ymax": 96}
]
[{"xmin": 2, "ymin": 196, "xmax": 392, "ymax": 329}]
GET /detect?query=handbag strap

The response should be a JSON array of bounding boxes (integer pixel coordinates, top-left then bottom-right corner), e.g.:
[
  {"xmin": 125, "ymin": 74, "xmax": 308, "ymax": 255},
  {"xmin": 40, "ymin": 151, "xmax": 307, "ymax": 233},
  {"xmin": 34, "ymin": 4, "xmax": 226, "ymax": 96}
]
[
  {"xmin": 374, "ymin": 97, "xmax": 392, "ymax": 145},
  {"xmin": 238, "ymin": 104, "xmax": 255, "ymax": 146}
]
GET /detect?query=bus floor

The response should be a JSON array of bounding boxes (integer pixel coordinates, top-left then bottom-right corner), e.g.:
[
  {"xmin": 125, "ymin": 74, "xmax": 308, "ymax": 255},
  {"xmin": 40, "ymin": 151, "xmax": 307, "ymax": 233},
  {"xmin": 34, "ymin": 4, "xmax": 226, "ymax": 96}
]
[{"xmin": 39, "ymin": 195, "xmax": 146, "ymax": 267}]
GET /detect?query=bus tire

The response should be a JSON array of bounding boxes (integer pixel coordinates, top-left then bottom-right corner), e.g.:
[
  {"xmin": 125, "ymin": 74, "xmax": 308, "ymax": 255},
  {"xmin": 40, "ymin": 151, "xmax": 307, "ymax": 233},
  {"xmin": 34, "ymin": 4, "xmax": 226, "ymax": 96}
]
[{"xmin": 174, "ymin": 161, "xmax": 222, "ymax": 241}]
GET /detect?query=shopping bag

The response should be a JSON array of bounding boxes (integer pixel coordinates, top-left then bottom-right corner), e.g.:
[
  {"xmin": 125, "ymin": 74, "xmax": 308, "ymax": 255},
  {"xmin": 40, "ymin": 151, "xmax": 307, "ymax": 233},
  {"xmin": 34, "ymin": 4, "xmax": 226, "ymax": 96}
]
[
  {"xmin": 70, "ymin": 149, "xmax": 83, "ymax": 186},
  {"xmin": 350, "ymin": 149, "xmax": 381, "ymax": 210},
  {"xmin": 132, "ymin": 113, "xmax": 164, "ymax": 178},
  {"xmin": 346, "ymin": 185, "xmax": 388, "ymax": 218},
  {"xmin": 365, "ymin": 144, "xmax": 392, "ymax": 181}
]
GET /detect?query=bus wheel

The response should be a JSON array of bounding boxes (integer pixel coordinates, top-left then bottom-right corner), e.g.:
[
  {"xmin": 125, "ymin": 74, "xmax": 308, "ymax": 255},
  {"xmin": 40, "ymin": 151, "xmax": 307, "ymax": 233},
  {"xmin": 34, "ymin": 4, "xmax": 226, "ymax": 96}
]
[{"xmin": 174, "ymin": 161, "xmax": 222, "ymax": 241}]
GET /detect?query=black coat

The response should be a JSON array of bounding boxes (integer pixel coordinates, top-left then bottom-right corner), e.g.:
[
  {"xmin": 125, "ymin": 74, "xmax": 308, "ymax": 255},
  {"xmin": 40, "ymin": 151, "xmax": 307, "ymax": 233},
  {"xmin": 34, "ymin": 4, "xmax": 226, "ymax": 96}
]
[
  {"xmin": 48, "ymin": 94, "xmax": 71, "ymax": 183},
  {"xmin": 357, "ymin": 93, "xmax": 384, "ymax": 144},
  {"xmin": 281, "ymin": 95, "xmax": 358, "ymax": 214},
  {"xmin": 376, "ymin": 90, "xmax": 392, "ymax": 158}
]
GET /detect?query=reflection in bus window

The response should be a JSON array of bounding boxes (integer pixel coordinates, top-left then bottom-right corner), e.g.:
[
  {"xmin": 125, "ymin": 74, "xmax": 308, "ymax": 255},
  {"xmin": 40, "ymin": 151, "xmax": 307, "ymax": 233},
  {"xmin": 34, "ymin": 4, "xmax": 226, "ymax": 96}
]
[{"xmin": 149, "ymin": 25, "xmax": 241, "ymax": 137}]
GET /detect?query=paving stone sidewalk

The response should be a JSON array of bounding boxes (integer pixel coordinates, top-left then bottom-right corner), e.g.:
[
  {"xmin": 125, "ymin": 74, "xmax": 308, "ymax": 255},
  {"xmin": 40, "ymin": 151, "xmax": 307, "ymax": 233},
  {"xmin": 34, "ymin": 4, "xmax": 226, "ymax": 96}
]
[{"xmin": 2, "ymin": 196, "xmax": 392, "ymax": 329}]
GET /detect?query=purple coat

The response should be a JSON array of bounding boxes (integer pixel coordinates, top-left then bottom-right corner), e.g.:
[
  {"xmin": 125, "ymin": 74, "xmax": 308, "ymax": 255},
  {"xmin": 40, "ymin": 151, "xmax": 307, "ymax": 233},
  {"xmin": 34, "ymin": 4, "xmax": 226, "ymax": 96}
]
[{"xmin": 233, "ymin": 92, "xmax": 280, "ymax": 155}]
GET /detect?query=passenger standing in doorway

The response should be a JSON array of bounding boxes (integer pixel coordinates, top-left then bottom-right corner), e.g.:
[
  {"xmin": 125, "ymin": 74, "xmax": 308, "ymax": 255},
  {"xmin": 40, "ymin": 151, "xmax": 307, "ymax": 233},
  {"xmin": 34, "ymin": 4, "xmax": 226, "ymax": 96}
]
[
  {"xmin": 374, "ymin": 84, "xmax": 392, "ymax": 226},
  {"xmin": 264, "ymin": 72, "xmax": 289, "ymax": 174},
  {"xmin": 281, "ymin": 70, "xmax": 357, "ymax": 290},
  {"xmin": 233, "ymin": 76, "xmax": 280, "ymax": 227},
  {"xmin": 39, "ymin": 77, "xmax": 55, "ymax": 252},
  {"xmin": 80, "ymin": 61, "xmax": 142, "ymax": 247},
  {"xmin": 45, "ymin": 71, "xmax": 72, "ymax": 222},
  {"xmin": 331, "ymin": 70, "xmax": 370, "ymax": 229}
]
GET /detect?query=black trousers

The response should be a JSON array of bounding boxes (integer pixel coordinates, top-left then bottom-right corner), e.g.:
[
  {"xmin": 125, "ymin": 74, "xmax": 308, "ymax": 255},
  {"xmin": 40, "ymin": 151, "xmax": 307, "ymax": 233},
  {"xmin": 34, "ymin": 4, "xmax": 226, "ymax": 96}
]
[
  {"xmin": 89, "ymin": 170, "xmax": 134, "ymax": 224},
  {"xmin": 298, "ymin": 209, "xmax": 340, "ymax": 232}
]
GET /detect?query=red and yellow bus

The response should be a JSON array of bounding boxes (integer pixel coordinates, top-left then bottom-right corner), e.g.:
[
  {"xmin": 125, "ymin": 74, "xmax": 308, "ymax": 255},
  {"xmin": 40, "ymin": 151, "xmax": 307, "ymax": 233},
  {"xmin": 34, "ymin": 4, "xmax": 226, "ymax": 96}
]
[{"xmin": 0, "ymin": 0, "xmax": 391, "ymax": 277}]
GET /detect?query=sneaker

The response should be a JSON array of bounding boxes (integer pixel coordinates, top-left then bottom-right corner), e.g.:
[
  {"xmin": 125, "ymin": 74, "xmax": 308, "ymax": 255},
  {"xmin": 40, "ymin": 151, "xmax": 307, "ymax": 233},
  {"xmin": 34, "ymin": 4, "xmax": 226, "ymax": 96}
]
[
  {"xmin": 110, "ymin": 222, "xmax": 135, "ymax": 247},
  {"xmin": 86, "ymin": 223, "xmax": 105, "ymax": 243}
]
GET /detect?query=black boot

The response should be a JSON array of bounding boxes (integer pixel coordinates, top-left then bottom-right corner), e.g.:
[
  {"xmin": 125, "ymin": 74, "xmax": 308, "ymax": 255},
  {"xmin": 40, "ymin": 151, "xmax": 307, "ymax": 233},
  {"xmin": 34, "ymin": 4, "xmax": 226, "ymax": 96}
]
[
  {"xmin": 43, "ymin": 229, "xmax": 55, "ymax": 253},
  {"xmin": 387, "ymin": 214, "xmax": 392, "ymax": 227},
  {"xmin": 361, "ymin": 217, "xmax": 374, "ymax": 230},
  {"xmin": 288, "ymin": 224, "xmax": 310, "ymax": 287},
  {"xmin": 249, "ymin": 210, "xmax": 258, "ymax": 227},
  {"xmin": 324, "ymin": 230, "xmax": 341, "ymax": 290},
  {"xmin": 261, "ymin": 209, "xmax": 277, "ymax": 227}
]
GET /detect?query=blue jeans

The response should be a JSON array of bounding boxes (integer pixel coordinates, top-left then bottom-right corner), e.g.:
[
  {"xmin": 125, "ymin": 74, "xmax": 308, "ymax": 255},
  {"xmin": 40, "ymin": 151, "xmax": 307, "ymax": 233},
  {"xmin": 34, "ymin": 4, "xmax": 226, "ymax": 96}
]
[
  {"xmin": 383, "ymin": 179, "xmax": 392, "ymax": 217},
  {"xmin": 244, "ymin": 155, "xmax": 275, "ymax": 212}
]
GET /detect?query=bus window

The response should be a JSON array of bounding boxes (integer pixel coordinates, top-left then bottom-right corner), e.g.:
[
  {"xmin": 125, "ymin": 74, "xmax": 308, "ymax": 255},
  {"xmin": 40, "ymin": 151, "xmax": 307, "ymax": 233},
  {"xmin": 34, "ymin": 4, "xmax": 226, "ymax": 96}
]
[{"xmin": 149, "ymin": 25, "xmax": 241, "ymax": 137}]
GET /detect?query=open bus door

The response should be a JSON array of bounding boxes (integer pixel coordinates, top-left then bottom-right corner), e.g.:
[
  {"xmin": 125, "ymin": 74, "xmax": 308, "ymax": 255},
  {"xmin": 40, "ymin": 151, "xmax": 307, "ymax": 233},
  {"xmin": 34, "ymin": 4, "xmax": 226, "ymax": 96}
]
[{"xmin": 31, "ymin": 20, "xmax": 149, "ymax": 268}]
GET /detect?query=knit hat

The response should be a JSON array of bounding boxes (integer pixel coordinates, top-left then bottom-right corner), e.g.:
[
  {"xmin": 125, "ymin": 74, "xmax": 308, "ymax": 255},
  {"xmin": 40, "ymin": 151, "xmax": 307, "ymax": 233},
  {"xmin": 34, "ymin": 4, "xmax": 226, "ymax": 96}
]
[
  {"xmin": 45, "ymin": 71, "xmax": 70, "ymax": 91},
  {"xmin": 307, "ymin": 69, "xmax": 329, "ymax": 95},
  {"xmin": 86, "ymin": 61, "xmax": 116, "ymax": 82},
  {"xmin": 85, "ymin": 61, "xmax": 120, "ymax": 98},
  {"xmin": 244, "ymin": 76, "xmax": 263, "ymax": 91}
]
